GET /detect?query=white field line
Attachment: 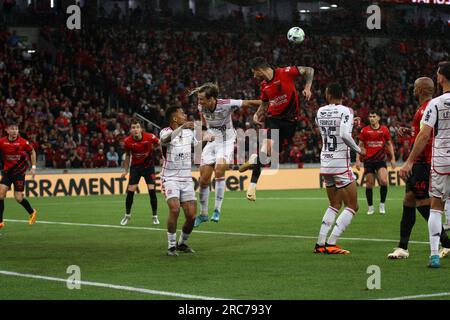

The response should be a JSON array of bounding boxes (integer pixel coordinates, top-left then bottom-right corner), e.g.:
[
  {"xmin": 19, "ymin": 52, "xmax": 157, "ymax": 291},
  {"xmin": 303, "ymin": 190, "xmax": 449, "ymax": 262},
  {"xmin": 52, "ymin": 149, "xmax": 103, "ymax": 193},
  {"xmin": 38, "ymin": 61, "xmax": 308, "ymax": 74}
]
[
  {"xmin": 0, "ymin": 270, "xmax": 229, "ymax": 300},
  {"xmin": 5, "ymin": 219, "xmax": 429, "ymax": 245},
  {"xmin": 377, "ymin": 292, "xmax": 450, "ymax": 300}
]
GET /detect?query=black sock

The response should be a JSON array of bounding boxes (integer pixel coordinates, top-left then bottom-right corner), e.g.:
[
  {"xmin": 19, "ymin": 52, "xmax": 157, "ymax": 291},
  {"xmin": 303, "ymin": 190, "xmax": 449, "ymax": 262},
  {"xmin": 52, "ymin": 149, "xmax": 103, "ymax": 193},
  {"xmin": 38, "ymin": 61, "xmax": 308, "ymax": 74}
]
[
  {"xmin": 149, "ymin": 189, "xmax": 157, "ymax": 216},
  {"xmin": 126, "ymin": 191, "xmax": 135, "ymax": 215},
  {"xmin": 417, "ymin": 205, "xmax": 430, "ymax": 221},
  {"xmin": 251, "ymin": 163, "xmax": 262, "ymax": 184},
  {"xmin": 399, "ymin": 206, "xmax": 416, "ymax": 250},
  {"xmin": 366, "ymin": 188, "xmax": 373, "ymax": 206},
  {"xmin": 0, "ymin": 199, "xmax": 4, "ymax": 222},
  {"xmin": 380, "ymin": 186, "xmax": 388, "ymax": 203},
  {"xmin": 19, "ymin": 199, "xmax": 34, "ymax": 215}
]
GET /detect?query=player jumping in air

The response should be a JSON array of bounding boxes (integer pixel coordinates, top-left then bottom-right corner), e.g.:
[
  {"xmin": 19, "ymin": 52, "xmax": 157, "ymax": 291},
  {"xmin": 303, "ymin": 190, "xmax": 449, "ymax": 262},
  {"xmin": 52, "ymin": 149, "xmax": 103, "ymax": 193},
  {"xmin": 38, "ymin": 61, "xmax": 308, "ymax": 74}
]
[
  {"xmin": 355, "ymin": 110, "xmax": 396, "ymax": 215},
  {"xmin": 190, "ymin": 83, "xmax": 261, "ymax": 226},
  {"xmin": 314, "ymin": 84, "xmax": 365, "ymax": 254},
  {"xmin": 120, "ymin": 119, "xmax": 161, "ymax": 226},
  {"xmin": 239, "ymin": 57, "xmax": 314, "ymax": 201},
  {"xmin": 0, "ymin": 121, "xmax": 38, "ymax": 229}
]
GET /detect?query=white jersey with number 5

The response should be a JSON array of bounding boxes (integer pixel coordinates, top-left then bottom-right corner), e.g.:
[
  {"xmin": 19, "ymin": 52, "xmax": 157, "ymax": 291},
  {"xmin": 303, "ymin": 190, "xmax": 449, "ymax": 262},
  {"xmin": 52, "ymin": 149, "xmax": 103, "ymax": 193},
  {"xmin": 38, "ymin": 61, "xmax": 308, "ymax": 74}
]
[
  {"xmin": 316, "ymin": 104, "xmax": 355, "ymax": 175},
  {"xmin": 421, "ymin": 92, "xmax": 450, "ymax": 175}
]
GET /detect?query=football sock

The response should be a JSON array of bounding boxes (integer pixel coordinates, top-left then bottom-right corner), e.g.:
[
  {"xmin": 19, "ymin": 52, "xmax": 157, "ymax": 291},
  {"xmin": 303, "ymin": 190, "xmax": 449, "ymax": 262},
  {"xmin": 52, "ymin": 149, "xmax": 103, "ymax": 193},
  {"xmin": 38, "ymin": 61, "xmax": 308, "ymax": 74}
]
[
  {"xmin": 214, "ymin": 178, "xmax": 225, "ymax": 212},
  {"xmin": 251, "ymin": 163, "xmax": 262, "ymax": 184},
  {"xmin": 317, "ymin": 206, "xmax": 339, "ymax": 246},
  {"xmin": 126, "ymin": 191, "xmax": 134, "ymax": 215},
  {"xmin": 428, "ymin": 209, "xmax": 442, "ymax": 256},
  {"xmin": 417, "ymin": 205, "xmax": 430, "ymax": 221},
  {"xmin": 149, "ymin": 189, "xmax": 157, "ymax": 215},
  {"xmin": 167, "ymin": 232, "xmax": 177, "ymax": 249},
  {"xmin": 366, "ymin": 188, "xmax": 373, "ymax": 206},
  {"xmin": 19, "ymin": 199, "xmax": 34, "ymax": 214},
  {"xmin": 327, "ymin": 208, "xmax": 355, "ymax": 245},
  {"xmin": 178, "ymin": 232, "xmax": 190, "ymax": 245},
  {"xmin": 445, "ymin": 199, "xmax": 450, "ymax": 224},
  {"xmin": 399, "ymin": 206, "xmax": 416, "ymax": 250},
  {"xmin": 380, "ymin": 186, "xmax": 388, "ymax": 204},
  {"xmin": 199, "ymin": 186, "xmax": 210, "ymax": 216}
]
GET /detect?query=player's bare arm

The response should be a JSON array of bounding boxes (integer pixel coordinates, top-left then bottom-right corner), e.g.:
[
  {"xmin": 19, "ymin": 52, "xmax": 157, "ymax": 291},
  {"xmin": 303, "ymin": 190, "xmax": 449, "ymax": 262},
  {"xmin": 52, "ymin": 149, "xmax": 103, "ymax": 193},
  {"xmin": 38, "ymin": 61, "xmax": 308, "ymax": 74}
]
[
  {"xmin": 30, "ymin": 148, "xmax": 36, "ymax": 180},
  {"xmin": 253, "ymin": 101, "xmax": 269, "ymax": 126},
  {"xmin": 355, "ymin": 141, "xmax": 364, "ymax": 170},
  {"xmin": 297, "ymin": 66, "xmax": 314, "ymax": 101},
  {"xmin": 400, "ymin": 124, "xmax": 432, "ymax": 180},
  {"xmin": 242, "ymin": 100, "xmax": 262, "ymax": 108},
  {"xmin": 387, "ymin": 140, "xmax": 396, "ymax": 169},
  {"xmin": 121, "ymin": 152, "xmax": 131, "ymax": 178},
  {"xmin": 396, "ymin": 126, "xmax": 412, "ymax": 137}
]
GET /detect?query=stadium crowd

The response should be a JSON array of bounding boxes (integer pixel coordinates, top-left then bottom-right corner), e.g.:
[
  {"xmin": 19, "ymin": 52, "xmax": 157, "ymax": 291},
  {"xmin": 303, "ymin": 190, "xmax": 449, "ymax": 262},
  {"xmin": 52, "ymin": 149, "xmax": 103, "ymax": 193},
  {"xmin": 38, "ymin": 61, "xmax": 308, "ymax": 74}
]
[{"xmin": 0, "ymin": 21, "xmax": 449, "ymax": 168}]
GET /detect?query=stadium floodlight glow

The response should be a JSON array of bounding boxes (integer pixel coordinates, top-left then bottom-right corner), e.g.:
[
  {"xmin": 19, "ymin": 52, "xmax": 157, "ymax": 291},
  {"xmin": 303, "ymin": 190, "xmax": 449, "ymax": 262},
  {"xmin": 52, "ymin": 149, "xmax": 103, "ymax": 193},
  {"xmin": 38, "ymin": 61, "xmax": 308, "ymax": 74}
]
[
  {"xmin": 331, "ymin": 4, "xmax": 338, "ymax": 8},
  {"xmin": 299, "ymin": 9, "xmax": 307, "ymax": 13},
  {"xmin": 320, "ymin": 6, "xmax": 331, "ymax": 10},
  {"xmin": 50, "ymin": 0, "xmax": 54, "ymax": 8}
]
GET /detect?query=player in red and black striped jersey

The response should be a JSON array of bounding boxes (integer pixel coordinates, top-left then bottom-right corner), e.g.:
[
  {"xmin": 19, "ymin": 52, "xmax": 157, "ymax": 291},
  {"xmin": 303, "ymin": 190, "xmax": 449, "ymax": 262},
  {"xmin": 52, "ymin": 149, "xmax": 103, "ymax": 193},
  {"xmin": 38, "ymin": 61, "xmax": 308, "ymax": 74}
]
[
  {"xmin": 119, "ymin": 118, "xmax": 161, "ymax": 226},
  {"xmin": 355, "ymin": 110, "xmax": 396, "ymax": 215},
  {"xmin": 239, "ymin": 56, "xmax": 314, "ymax": 201},
  {"xmin": 0, "ymin": 121, "xmax": 37, "ymax": 229}
]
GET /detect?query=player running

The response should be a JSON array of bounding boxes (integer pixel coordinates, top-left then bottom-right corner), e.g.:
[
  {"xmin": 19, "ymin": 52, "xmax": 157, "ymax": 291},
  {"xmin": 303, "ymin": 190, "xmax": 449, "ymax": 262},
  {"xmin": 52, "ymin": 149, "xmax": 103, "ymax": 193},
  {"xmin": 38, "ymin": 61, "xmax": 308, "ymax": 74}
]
[
  {"xmin": 0, "ymin": 121, "xmax": 38, "ymax": 229},
  {"xmin": 400, "ymin": 61, "xmax": 450, "ymax": 268},
  {"xmin": 239, "ymin": 57, "xmax": 314, "ymax": 201},
  {"xmin": 190, "ymin": 83, "xmax": 261, "ymax": 227},
  {"xmin": 160, "ymin": 106, "xmax": 214, "ymax": 256},
  {"xmin": 355, "ymin": 110, "xmax": 396, "ymax": 215},
  {"xmin": 313, "ymin": 84, "xmax": 365, "ymax": 255},
  {"xmin": 120, "ymin": 119, "xmax": 161, "ymax": 226},
  {"xmin": 388, "ymin": 77, "xmax": 450, "ymax": 259}
]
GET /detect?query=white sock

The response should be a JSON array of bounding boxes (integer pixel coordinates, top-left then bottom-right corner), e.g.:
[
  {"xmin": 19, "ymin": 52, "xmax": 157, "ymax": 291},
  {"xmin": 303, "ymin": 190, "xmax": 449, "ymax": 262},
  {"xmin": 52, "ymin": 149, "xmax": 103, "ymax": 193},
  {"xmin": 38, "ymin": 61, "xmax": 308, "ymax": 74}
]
[
  {"xmin": 250, "ymin": 182, "xmax": 257, "ymax": 189},
  {"xmin": 445, "ymin": 199, "xmax": 450, "ymax": 224},
  {"xmin": 178, "ymin": 232, "xmax": 190, "ymax": 245},
  {"xmin": 214, "ymin": 178, "xmax": 226, "ymax": 211},
  {"xmin": 249, "ymin": 153, "xmax": 258, "ymax": 164},
  {"xmin": 167, "ymin": 232, "xmax": 177, "ymax": 249},
  {"xmin": 327, "ymin": 208, "xmax": 355, "ymax": 245},
  {"xmin": 428, "ymin": 209, "xmax": 442, "ymax": 256},
  {"xmin": 199, "ymin": 186, "xmax": 210, "ymax": 216},
  {"xmin": 317, "ymin": 207, "xmax": 339, "ymax": 246}
]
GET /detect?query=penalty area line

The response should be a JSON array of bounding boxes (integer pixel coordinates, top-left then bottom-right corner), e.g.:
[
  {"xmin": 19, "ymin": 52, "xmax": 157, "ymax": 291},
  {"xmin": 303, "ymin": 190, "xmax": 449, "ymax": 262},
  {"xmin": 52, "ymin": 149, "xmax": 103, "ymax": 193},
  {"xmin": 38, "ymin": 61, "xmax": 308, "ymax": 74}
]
[{"xmin": 0, "ymin": 270, "xmax": 230, "ymax": 300}]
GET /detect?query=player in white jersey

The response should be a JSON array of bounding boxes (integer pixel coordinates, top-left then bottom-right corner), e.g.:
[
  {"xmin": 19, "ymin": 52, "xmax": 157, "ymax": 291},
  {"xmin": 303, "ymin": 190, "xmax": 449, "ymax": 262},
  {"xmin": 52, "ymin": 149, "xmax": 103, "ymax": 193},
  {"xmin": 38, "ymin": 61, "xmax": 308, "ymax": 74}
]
[
  {"xmin": 400, "ymin": 61, "xmax": 450, "ymax": 267},
  {"xmin": 160, "ymin": 106, "xmax": 214, "ymax": 256},
  {"xmin": 189, "ymin": 83, "xmax": 261, "ymax": 226},
  {"xmin": 313, "ymin": 83, "xmax": 365, "ymax": 255}
]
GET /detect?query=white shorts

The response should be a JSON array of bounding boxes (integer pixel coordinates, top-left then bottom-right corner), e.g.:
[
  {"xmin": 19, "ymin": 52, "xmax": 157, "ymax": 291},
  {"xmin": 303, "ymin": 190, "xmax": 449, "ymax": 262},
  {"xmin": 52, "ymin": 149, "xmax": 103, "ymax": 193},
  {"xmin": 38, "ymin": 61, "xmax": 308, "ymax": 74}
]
[
  {"xmin": 162, "ymin": 179, "xmax": 196, "ymax": 203},
  {"xmin": 201, "ymin": 138, "xmax": 235, "ymax": 166},
  {"xmin": 429, "ymin": 171, "xmax": 450, "ymax": 201},
  {"xmin": 322, "ymin": 170, "xmax": 356, "ymax": 189}
]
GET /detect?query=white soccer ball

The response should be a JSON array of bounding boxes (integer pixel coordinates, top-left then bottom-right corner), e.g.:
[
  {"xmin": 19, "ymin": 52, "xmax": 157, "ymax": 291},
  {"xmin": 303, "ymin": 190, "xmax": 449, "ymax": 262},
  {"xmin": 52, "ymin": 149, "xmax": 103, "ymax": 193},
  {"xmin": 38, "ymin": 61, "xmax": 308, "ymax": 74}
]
[{"xmin": 287, "ymin": 27, "xmax": 305, "ymax": 44}]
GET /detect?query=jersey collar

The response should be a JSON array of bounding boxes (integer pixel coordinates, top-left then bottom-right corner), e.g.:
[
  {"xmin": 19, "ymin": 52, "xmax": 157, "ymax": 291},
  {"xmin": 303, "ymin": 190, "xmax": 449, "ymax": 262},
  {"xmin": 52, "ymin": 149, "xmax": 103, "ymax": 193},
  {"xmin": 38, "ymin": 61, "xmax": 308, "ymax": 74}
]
[{"xmin": 7, "ymin": 136, "xmax": 18, "ymax": 142}]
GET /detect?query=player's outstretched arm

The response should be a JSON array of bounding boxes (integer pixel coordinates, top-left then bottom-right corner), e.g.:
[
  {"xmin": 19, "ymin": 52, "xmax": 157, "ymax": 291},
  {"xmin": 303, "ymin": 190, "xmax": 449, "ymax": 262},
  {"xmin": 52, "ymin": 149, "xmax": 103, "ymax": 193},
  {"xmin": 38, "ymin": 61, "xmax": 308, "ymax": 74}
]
[
  {"xmin": 242, "ymin": 100, "xmax": 262, "ymax": 108},
  {"xmin": 297, "ymin": 66, "xmax": 314, "ymax": 101}
]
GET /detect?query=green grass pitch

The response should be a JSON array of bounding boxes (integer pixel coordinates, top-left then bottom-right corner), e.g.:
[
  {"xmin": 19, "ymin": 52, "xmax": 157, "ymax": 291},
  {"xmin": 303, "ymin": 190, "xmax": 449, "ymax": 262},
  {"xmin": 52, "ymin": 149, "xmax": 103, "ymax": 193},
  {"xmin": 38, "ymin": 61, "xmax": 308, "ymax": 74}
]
[{"xmin": 0, "ymin": 186, "xmax": 448, "ymax": 300}]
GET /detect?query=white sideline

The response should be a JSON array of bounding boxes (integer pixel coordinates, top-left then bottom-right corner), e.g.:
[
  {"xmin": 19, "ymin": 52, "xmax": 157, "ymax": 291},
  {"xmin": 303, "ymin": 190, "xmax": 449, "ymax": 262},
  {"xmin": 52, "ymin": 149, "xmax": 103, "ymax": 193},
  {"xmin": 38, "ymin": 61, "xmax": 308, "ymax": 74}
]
[
  {"xmin": 4, "ymin": 219, "xmax": 429, "ymax": 244},
  {"xmin": 0, "ymin": 270, "xmax": 229, "ymax": 300},
  {"xmin": 378, "ymin": 292, "xmax": 450, "ymax": 300}
]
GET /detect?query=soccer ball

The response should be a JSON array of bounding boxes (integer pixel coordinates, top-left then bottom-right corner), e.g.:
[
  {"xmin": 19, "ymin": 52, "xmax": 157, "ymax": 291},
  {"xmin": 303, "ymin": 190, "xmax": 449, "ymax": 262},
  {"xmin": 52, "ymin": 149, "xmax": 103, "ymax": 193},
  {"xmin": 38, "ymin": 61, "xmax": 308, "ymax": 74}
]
[{"xmin": 287, "ymin": 27, "xmax": 305, "ymax": 44}]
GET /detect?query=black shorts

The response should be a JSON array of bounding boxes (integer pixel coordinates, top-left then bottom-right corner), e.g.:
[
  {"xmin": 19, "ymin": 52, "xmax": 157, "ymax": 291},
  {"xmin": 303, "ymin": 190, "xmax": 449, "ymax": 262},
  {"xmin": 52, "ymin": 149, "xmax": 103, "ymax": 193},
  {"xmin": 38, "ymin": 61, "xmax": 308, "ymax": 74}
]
[
  {"xmin": 405, "ymin": 163, "xmax": 430, "ymax": 200},
  {"xmin": 265, "ymin": 117, "xmax": 297, "ymax": 148},
  {"xmin": 0, "ymin": 171, "xmax": 26, "ymax": 192},
  {"xmin": 129, "ymin": 166, "xmax": 156, "ymax": 185},
  {"xmin": 364, "ymin": 161, "xmax": 387, "ymax": 175}
]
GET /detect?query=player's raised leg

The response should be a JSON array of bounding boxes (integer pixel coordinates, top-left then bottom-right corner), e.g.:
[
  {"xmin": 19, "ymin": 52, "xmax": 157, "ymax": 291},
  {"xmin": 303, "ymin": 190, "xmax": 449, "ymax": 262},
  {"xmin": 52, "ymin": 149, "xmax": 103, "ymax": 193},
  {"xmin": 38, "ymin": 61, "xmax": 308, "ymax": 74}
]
[
  {"xmin": 195, "ymin": 164, "xmax": 214, "ymax": 227},
  {"xmin": 365, "ymin": 173, "xmax": 375, "ymax": 215},
  {"xmin": 211, "ymin": 154, "xmax": 230, "ymax": 222},
  {"xmin": 444, "ymin": 199, "xmax": 450, "ymax": 231},
  {"xmin": 314, "ymin": 182, "xmax": 341, "ymax": 253}
]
